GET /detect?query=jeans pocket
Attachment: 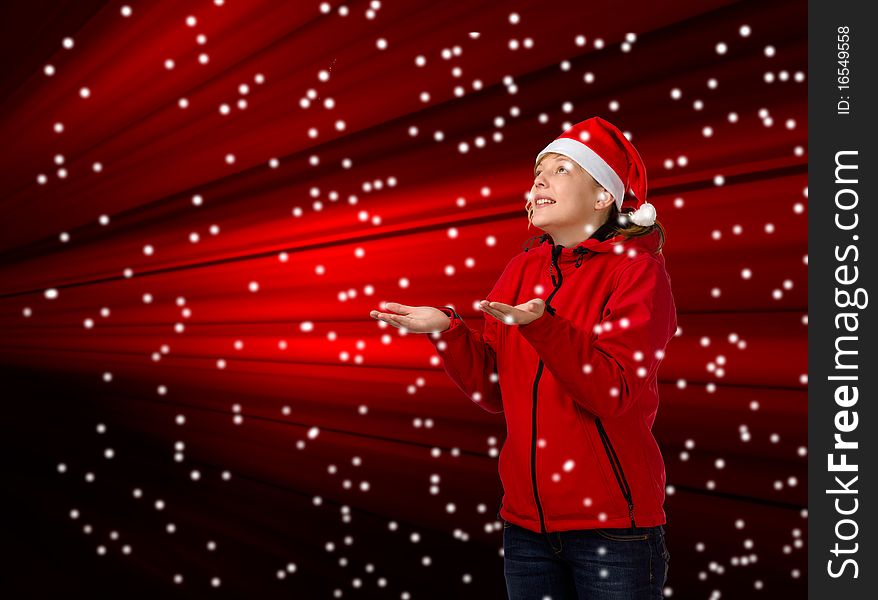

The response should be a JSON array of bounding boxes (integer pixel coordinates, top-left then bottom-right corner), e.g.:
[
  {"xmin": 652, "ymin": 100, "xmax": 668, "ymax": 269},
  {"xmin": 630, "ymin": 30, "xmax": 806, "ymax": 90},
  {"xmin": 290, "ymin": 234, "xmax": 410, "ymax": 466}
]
[{"xmin": 594, "ymin": 527, "xmax": 649, "ymax": 541}]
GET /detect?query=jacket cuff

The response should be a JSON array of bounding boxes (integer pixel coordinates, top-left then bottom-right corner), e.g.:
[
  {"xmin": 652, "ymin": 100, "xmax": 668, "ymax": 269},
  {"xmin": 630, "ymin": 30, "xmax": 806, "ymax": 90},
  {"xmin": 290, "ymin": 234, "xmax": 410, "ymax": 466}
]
[{"xmin": 433, "ymin": 306, "xmax": 468, "ymax": 339}]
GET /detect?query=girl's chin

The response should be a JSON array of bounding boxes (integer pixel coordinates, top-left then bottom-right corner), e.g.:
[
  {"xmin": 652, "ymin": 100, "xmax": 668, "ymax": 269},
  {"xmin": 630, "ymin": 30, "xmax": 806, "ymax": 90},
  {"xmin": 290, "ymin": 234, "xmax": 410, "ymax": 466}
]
[{"xmin": 532, "ymin": 216, "xmax": 559, "ymax": 226}]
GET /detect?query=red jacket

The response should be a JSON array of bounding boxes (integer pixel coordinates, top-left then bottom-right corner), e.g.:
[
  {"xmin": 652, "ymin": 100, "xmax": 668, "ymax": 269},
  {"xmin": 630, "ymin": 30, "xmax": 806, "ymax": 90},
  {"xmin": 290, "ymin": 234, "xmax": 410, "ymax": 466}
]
[{"xmin": 428, "ymin": 223, "xmax": 678, "ymax": 534}]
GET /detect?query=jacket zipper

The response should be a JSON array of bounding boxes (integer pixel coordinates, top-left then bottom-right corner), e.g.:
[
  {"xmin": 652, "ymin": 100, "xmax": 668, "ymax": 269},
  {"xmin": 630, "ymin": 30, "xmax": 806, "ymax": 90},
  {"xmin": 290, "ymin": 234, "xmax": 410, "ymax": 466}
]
[
  {"xmin": 594, "ymin": 417, "xmax": 637, "ymax": 529},
  {"xmin": 530, "ymin": 360, "xmax": 548, "ymax": 533},
  {"xmin": 529, "ymin": 245, "xmax": 566, "ymax": 534}
]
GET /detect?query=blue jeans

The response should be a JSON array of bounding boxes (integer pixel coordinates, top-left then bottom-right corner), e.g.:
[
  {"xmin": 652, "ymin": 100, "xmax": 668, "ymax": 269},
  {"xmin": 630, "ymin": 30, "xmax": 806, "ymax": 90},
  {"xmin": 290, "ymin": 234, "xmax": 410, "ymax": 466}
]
[{"xmin": 503, "ymin": 521, "xmax": 669, "ymax": 599}]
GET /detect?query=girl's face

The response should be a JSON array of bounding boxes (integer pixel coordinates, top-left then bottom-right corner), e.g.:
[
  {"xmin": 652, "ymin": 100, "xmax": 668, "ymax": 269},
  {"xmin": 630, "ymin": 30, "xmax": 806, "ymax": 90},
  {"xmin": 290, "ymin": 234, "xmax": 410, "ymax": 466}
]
[{"xmin": 529, "ymin": 154, "xmax": 613, "ymax": 242}]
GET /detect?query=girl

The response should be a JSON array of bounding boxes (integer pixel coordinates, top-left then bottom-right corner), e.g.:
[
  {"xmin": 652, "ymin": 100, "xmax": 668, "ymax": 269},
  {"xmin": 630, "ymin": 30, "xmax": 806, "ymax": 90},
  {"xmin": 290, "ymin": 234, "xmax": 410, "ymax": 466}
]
[{"xmin": 370, "ymin": 116, "xmax": 677, "ymax": 599}]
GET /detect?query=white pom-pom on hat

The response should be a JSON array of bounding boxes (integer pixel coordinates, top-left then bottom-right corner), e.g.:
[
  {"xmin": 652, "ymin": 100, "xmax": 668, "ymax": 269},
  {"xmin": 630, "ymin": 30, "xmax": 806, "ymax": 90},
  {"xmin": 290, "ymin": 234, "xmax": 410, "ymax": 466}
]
[{"xmin": 628, "ymin": 202, "xmax": 656, "ymax": 227}]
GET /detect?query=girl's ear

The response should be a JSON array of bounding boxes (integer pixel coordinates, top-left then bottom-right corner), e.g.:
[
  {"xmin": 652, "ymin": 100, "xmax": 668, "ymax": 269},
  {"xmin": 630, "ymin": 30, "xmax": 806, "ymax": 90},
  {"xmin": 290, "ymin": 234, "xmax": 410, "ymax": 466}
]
[{"xmin": 597, "ymin": 189, "xmax": 614, "ymax": 205}]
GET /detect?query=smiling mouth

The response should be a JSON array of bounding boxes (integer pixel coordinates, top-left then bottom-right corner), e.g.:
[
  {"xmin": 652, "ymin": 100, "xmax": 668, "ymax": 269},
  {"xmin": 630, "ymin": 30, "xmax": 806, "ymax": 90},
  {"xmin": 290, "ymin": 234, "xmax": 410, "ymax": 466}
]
[{"xmin": 534, "ymin": 199, "xmax": 556, "ymax": 208}]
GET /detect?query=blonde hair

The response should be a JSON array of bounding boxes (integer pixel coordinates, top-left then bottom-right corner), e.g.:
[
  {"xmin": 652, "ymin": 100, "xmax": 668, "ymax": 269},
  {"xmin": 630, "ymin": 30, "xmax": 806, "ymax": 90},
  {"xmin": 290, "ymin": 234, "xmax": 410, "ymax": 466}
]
[{"xmin": 527, "ymin": 152, "xmax": 666, "ymax": 253}]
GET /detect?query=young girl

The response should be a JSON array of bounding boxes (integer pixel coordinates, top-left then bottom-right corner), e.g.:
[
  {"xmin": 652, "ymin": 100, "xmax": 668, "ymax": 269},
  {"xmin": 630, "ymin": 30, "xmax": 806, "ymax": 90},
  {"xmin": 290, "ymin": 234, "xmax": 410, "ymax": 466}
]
[{"xmin": 370, "ymin": 116, "xmax": 677, "ymax": 599}]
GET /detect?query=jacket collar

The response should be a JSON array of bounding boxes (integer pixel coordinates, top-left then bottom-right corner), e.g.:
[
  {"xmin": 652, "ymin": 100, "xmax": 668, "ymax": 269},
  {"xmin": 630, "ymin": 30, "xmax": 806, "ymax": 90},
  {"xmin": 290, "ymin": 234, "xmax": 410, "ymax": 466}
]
[{"xmin": 526, "ymin": 221, "xmax": 661, "ymax": 268}]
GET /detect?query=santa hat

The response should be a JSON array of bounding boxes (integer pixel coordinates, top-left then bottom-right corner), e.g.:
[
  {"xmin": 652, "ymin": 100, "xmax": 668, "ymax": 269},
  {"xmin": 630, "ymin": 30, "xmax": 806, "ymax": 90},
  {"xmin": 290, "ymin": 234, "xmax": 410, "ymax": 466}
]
[{"xmin": 534, "ymin": 116, "xmax": 656, "ymax": 227}]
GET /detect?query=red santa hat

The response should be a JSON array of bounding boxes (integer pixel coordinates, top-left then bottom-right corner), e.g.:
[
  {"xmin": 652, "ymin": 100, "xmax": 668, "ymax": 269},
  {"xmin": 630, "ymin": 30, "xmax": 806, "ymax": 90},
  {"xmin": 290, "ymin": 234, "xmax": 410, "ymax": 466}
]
[{"xmin": 534, "ymin": 116, "xmax": 656, "ymax": 227}]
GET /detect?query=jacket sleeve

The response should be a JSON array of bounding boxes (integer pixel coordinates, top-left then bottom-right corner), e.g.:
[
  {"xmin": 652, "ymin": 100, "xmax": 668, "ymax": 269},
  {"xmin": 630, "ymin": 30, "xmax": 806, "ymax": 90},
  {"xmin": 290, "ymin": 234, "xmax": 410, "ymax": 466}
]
[
  {"xmin": 425, "ymin": 257, "xmax": 520, "ymax": 414},
  {"xmin": 517, "ymin": 255, "xmax": 678, "ymax": 419},
  {"xmin": 426, "ymin": 306, "xmax": 503, "ymax": 414}
]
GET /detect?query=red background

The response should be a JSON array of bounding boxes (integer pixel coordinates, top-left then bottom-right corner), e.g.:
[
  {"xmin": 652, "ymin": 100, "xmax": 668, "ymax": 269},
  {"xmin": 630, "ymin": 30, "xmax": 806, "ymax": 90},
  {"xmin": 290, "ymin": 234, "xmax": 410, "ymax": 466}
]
[{"xmin": 1, "ymin": 0, "xmax": 807, "ymax": 597}]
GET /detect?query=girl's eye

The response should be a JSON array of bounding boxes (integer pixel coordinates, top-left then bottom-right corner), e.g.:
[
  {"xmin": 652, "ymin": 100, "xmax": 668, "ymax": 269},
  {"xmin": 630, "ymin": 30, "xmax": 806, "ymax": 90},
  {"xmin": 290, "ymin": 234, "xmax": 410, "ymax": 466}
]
[{"xmin": 535, "ymin": 166, "xmax": 568, "ymax": 178}]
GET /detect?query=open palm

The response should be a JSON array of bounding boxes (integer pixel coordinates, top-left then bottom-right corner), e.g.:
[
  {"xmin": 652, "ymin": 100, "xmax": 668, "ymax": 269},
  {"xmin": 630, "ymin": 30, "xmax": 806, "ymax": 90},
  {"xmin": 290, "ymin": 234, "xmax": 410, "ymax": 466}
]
[
  {"xmin": 369, "ymin": 302, "xmax": 450, "ymax": 333},
  {"xmin": 479, "ymin": 298, "xmax": 546, "ymax": 325}
]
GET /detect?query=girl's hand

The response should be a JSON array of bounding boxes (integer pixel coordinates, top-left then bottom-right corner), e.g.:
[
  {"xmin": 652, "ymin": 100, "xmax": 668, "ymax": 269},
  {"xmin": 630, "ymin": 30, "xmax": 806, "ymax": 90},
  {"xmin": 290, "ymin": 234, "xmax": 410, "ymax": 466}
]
[
  {"xmin": 369, "ymin": 303, "xmax": 451, "ymax": 333},
  {"xmin": 479, "ymin": 298, "xmax": 545, "ymax": 326}
]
